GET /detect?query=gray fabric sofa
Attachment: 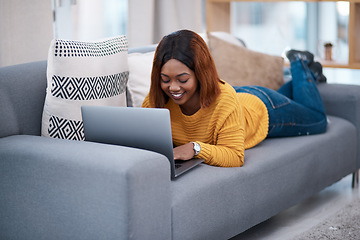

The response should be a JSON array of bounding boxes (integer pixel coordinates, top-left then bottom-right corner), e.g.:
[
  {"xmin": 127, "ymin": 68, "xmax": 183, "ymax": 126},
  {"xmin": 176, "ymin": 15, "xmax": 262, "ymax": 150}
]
[{"xmin": 1, "ymin": 46, "xmax": 360, "ymax": 240}]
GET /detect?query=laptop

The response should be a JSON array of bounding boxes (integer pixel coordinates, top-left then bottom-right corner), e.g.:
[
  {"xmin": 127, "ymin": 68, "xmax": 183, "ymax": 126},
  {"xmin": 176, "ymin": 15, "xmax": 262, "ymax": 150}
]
[{"xmin": 81, "ymin": 105, "xmax": 204, "ymax": 179}]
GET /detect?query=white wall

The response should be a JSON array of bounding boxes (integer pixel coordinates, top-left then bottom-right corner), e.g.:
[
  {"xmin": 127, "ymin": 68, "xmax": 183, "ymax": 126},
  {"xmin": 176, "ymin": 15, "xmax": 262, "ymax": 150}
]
[
  {"xmin": 128, "ymin": 0, "xmax": 155, "ymax": 47},
  {"xmin": 153, "ymin": 0, "xmax": 203, "ymax": 44},
  {"xmin": 0, "ymin": 0, "xmax": 204, "ymax": 66},
  {"xmin": 0, "ymin": 0, "xmax": 53, "ymax": 67},
  {"xmin": 128, "ymin": 0, "xmax": 203, "ymax": 47}
]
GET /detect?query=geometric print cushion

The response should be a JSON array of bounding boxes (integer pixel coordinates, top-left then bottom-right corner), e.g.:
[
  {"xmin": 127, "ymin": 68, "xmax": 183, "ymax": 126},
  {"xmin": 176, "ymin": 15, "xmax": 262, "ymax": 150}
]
[{"xmin": 41, "ymin": 35, "xmax": 129, "ymax": 140}]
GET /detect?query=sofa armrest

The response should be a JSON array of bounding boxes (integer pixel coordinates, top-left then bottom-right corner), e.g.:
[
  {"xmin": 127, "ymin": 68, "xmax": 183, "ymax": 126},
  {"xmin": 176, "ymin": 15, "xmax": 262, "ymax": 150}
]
[
  {"xmin": 0, "ymin": 135, "xmax": 171, "ymax": 240},
  {"xmin": 318, "ymin": 83, "xmax": 360, "ymax": 169}
]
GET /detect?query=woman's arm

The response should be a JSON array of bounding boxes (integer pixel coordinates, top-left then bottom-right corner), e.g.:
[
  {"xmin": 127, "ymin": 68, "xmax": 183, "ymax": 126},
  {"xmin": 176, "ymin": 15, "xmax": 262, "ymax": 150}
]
[
  {"xmin": 143, "ymin": 90, "xmax": 246, "ymax": 167},
  {"xmin": 174, "ymin": 105, "xmax": 246, "ymax": 168},
  {"xmin": 173, "ymin": 142, "xmax": 197, "ymax": 161},
  {"xmin": 197, "ymin": 109, "xmax": 245, "ymax": 167}
]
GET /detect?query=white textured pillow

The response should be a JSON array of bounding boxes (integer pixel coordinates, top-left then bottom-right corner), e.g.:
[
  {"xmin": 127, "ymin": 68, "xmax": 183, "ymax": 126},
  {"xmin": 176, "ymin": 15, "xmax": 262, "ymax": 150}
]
[
  {"xmin": 127, "ymin": 51, "xmax": 154, "ymax": 107},
  {"xmin": 42, "ymin": 36, "xmax": 129, "ymax": 140}
]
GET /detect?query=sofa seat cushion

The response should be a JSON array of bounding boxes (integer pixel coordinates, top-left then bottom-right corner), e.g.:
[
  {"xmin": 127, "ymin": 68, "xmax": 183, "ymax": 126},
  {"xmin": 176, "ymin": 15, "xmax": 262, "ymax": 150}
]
[{"xmin": 170, "ymin": 116, "xmax": 357, "ymax": 240}]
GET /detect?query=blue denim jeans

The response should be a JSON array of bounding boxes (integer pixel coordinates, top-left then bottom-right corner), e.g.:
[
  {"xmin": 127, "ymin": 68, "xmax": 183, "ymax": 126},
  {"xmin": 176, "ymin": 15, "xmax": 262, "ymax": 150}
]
[{"xmin": 234, "ymin": 59, "xmax": 327, "ymax": 138}]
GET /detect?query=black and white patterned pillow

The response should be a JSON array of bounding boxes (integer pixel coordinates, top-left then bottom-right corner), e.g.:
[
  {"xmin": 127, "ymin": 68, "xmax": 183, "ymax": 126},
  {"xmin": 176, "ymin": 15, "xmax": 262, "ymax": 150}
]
[{"xmin": 42, "ymin": 36, "xmax": 129, "ymax": 140}]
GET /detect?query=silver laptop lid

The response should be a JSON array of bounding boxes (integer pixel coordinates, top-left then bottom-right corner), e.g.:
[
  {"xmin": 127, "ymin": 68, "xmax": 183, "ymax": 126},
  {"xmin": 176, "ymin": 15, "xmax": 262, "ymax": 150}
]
[{"xmin": 81, "ymin": 106, "xmax": 175, "ymax": 169}]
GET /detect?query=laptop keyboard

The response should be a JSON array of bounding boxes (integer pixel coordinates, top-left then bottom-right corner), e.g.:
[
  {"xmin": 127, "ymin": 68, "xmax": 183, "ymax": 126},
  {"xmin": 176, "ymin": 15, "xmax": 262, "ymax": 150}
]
[{"xmin": 174, "ymin": 160, "xmax": 182, "ymax": 169}]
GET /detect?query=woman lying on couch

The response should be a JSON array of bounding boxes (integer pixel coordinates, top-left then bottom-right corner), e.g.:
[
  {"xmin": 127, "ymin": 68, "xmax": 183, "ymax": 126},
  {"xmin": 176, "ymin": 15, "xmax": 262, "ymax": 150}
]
[{"xmin": 142, "ymin": 29, "xmax": 327, "ymax": 167}]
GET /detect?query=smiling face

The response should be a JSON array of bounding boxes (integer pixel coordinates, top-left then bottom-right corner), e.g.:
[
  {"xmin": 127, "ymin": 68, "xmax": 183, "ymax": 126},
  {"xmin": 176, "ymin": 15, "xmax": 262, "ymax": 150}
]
[{"xmin": 160, "ymin": 59, "xmax": 200, "ymax": 115}]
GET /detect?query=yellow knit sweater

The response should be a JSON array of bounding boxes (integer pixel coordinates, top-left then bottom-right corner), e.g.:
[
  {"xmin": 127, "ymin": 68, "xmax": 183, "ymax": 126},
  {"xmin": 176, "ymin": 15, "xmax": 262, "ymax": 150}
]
[{"xmin": 142, "ymin": 81, "xmax": 269, "ymax": 167}]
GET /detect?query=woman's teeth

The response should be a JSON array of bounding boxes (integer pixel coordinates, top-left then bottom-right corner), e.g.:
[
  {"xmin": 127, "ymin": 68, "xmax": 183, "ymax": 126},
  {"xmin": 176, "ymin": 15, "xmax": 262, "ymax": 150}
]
[{"xmin": 172, "ymin": 93, "xmax": 183, "ymax": 98}]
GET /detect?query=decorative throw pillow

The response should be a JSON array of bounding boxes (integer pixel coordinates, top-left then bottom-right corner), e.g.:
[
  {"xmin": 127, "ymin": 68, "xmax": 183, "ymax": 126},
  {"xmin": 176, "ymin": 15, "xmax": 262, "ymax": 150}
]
[
  {"xmin": 127, "ymin": 51, "xmax": 155, "ymax": 107},
  {"xmin": 42, "ymin": 36, "xmax": 129, "ymax": 140},
  {"xmin": 208, "ymin": 33, "xmax": 284, "ymax": 90}
]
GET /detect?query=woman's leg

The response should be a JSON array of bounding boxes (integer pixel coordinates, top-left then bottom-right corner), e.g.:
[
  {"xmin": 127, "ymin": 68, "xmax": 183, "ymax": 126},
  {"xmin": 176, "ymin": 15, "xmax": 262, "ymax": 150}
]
[
  {"xmin": 288, "ymin": 59, "xmax": 326, "ymax": 114},
  {"xmin": 277, "ymin": 60, "xmax": 326, "ymax": 113},
  {"xmin": 234, "ymin": 58, "xmax": 327, "ymax": 137},
  {"xmin": 277, "ymin": 80, "xmax": 292, "ymax": 99}
]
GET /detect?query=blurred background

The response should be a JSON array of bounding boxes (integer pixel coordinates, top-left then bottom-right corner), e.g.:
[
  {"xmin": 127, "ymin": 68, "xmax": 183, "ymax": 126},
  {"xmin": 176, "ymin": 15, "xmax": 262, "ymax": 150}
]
[{"xmin": 0, "ymin": 0, "xmax": 351, "ymax": 69}]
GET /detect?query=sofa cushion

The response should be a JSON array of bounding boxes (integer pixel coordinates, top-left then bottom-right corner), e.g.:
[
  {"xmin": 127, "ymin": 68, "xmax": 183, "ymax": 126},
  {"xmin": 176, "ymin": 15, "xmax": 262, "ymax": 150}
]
[
  {"xmin": 204, "ymin": 31, "xmax": 246, "ymax": 47},
  {"xmin": 208, "ymin": 33, "xmax": 284, "ymax": 90},
  {"xmin": 41, "ymin": 36, "xmax": 129, "ymax": 140},
  {"xmin": 127, "ymin": 51, "xmax": 155, "ymax": 107},
  {"xmin": 170, "ymin": 116, "xmax": 356, "ymax": 240},
  {"xmin": 0, "ymin": 61, "xmax": 47, "ymax": 137}
]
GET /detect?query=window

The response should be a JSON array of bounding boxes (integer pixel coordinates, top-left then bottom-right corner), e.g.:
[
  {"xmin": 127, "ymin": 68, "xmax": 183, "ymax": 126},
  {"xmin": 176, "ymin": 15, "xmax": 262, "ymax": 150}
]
[
  {"xmin": 53, "ymin": 0, "xmax": 127, "ymax": 41},
  {"xmin": 231, "ymin": 2, "xmax": 349, "ymax": 63}
]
